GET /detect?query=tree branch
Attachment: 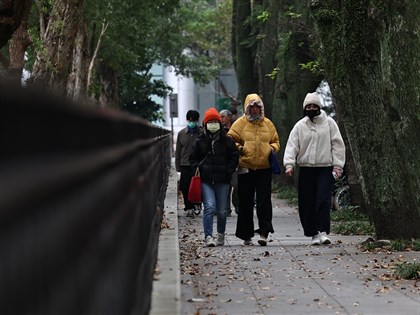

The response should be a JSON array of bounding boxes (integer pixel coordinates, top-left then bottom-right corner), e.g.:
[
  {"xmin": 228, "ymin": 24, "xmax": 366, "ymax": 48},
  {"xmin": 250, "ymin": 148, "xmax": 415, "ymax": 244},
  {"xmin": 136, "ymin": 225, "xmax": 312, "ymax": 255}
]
[{"xmin": 87, "ymin": 19, "xmax": 109, "ymax": 96}]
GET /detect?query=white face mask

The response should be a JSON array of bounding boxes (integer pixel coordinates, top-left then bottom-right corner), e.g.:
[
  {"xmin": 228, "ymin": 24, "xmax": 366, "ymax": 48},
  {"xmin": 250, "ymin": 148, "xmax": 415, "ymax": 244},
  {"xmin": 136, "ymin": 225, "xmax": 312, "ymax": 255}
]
[{"xmin": 206, "ymin": 122, "xmax": 220, "ymax": 133}]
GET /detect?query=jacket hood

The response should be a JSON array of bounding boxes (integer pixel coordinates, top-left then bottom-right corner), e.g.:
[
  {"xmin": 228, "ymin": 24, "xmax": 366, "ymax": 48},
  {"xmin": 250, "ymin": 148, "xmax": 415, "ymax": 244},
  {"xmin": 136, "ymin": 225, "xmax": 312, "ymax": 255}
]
[{"xmin": 244, "ymin": 93, "xmax": 265, "ymax": 120}]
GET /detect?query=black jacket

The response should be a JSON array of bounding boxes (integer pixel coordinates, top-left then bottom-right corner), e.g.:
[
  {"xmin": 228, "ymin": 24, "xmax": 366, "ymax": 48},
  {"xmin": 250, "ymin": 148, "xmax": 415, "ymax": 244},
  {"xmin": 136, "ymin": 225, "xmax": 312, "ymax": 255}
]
[{"xmin": 189, "ymin": 132, "xmax": 239, "ymax": 184}]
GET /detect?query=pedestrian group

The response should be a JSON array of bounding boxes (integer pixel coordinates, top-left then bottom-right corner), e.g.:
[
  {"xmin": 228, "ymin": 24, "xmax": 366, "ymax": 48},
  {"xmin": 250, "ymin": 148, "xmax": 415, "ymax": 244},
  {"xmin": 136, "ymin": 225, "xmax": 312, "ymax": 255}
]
[{"xmin": 175, "ymin": 91, "xmax": 345, "ymax": 247}]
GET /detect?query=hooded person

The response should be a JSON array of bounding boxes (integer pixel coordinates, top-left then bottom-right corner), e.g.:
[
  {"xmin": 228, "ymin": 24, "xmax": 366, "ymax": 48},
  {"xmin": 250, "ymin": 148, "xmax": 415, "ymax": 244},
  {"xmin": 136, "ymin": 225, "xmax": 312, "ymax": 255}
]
[
  {"xmin": 283, "ymin": 92, "xmax": 345, "ymax": 245},
  {"xmin": 228, "ymin": 94, "xmax": 280, "ymax": 246},
  {"xmin": 189, "ymin": 108, "xmax": 239, "ymax": 247}
]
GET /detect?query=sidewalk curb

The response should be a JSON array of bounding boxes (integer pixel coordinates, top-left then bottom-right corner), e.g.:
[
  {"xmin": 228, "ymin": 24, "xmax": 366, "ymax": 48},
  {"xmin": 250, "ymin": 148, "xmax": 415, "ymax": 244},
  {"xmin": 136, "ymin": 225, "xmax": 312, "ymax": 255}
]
[{"xmin": 150, "ymin": 163, "xmax": 181, "ymax": 315}]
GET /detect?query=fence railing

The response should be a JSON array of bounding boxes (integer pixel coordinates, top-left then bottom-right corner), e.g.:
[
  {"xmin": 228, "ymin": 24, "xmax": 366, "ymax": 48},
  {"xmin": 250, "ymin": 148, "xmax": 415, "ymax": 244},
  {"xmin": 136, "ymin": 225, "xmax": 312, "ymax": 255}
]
[{"xmin": 0, "ymin": 87, "xmax": 171, "ymax": 315}]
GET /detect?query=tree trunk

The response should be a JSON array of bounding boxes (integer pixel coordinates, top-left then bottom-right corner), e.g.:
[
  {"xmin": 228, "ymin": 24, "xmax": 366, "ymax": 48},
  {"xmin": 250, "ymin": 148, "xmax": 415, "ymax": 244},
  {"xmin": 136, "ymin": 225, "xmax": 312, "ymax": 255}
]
[
  {"xmin": 66, "ymin": 20, "xmax": 89, "ymax": 102},
  {"xmin": 7, "ymin": 0, "xmax": 32, "ymax": 84},
  {"xmin": 311, "ymin": 0, "xmax": 420, "ymax": 239},
  {"xmin": 29, "ymin": 0, "xmax": 85, "ymax": 97},
  {"xmin": 270, "ymin": 1, "xmax": 321, "ymax": 185},
  {"xmin": 234, "ymin": 0, "xmax": 258, "ymax": 103},
  {"xmin": 256, "ymin": 0, "xmax": 281, "ymax": 118},
  {"xmin": 98, "ymin": 61, "xmax": 119, "ymax": 109},
  {"xmin": 0, "ymin": 0, "xmax": 31, "ymax": 49}
]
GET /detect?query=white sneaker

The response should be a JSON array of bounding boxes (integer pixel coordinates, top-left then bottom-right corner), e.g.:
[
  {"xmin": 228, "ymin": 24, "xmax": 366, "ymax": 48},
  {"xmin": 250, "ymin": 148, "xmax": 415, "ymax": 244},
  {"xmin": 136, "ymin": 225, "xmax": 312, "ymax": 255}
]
[
  {"xmin": 318, "ymin": 231, "xmax": 331, "ymax": 244},
  {"xmin": 216, "ymin": 233, "xmax": 225, "ymax": 246},
  {"xmin": 258, "ymin": 235, "xmax": 267, "ymax": 246},
  {"xmin": 311, "ymin": 234, "xmax": 321, "ymax": 245},
  {"xmin": 205, "ymin": 235, "xmax": 216, "ymax": 247}
]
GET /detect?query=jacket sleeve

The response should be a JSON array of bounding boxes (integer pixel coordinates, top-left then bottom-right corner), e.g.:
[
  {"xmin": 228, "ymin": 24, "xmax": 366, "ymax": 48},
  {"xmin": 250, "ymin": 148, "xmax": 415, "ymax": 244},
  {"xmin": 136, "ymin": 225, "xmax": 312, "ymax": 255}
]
[
  {"xmin": 227, "ymin": 118, "xmax": 245, "ymax": 152},
  {"xmin": 226, "ymin": 137, "xmax": 239, "ymax": 175},
  {"xmin": 268, "ymin": 120, "xmax": 280, "ymax": 153},
  {"xmin": 328, "ymin": 118, "xmax": 346, "ymax": 168},
  {"xmin": 283, "ymin": 124, "xmax": 299, "ymax": 169}
]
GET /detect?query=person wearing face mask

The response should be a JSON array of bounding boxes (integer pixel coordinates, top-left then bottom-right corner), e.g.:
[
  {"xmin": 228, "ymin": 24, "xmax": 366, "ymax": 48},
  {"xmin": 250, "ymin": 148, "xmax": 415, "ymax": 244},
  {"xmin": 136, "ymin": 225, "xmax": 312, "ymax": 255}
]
[
  {"xmin": 176, "ymin": 110, "xmax": 203, "ymax": 217},
  {"xmin": 228, "ymin": 94, "xmax": 280, "ymax": 246},
  {"xmin": 283, "ymin": 92, "xmax": 345, "ymax": 245},
  {"xmin": 190, "ymin": 108, "xmax": 239, "ymax": 247}
]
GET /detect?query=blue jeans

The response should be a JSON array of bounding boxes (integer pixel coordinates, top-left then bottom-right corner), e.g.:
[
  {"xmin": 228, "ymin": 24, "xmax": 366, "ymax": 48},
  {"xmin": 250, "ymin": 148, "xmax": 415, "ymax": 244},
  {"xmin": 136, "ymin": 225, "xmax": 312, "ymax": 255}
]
[{"xmin": 201, "ymin": 182, "xmax": 230, "ymax": 239}]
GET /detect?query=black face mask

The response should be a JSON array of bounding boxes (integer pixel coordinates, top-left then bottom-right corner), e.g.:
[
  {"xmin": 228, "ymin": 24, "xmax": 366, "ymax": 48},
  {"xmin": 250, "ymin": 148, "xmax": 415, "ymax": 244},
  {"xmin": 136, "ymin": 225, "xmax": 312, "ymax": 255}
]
[{"xmin": 305, "ymin": 109, "xmax": 320, "ymax": 120}]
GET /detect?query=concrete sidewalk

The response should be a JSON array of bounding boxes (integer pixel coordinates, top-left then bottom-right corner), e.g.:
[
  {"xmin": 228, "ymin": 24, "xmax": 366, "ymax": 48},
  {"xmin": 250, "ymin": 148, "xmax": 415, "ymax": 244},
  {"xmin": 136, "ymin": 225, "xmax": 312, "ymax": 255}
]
[{"xmin": 152, "ymin": 164, "xmax": 420, "ymax": 315}]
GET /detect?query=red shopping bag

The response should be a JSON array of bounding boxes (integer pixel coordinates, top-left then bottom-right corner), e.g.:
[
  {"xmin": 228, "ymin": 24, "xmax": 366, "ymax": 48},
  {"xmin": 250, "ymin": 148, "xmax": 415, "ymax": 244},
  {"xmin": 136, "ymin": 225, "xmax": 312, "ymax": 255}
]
[{"xmin": 188, "ymin": 167, "xmax": 202, "ymax": 203}]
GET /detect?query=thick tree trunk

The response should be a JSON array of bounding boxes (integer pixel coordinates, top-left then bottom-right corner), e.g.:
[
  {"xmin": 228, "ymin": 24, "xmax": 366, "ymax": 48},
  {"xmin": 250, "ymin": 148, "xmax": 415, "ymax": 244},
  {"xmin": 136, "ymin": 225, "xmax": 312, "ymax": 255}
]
[
  {"xmin": 270, "ymin": 1, "xmax": 321, "ymax": 185},
  {"xmin": 7, "ymin": 0, "xmax": 32, "ymax": 84},
  {"xmin": 234, "ymin": 0, "xmax": 258, "ymax": 103},
  {"xmin": 0, "ymin": 0, "xmax": 31, "ymax": 49},
  {"xmin": 29, "ymin": 0, "xmax": 85, "ymax": 97},
  {"xmin": 256, "ymin": 0, "xmax": 281, "ymax": 118},
  {"xmin": 311, "ymin": 0, "xmax": 420, "ymax": 239}
]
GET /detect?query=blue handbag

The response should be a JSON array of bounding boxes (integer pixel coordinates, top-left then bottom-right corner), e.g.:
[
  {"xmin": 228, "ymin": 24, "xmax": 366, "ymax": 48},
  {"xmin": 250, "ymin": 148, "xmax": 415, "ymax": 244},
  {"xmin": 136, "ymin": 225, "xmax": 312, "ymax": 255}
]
[{"xmin": 269, "ymin": 151, "xmax": 281, "ymax": 175}]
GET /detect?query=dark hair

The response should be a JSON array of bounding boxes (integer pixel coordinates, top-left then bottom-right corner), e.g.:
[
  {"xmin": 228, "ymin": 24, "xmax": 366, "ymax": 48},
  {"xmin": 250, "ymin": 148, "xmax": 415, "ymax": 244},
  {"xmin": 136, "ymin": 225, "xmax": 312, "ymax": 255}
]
[
  {"xmin": 186, "ymin": 110, "xmax": 200, "ymax": 121},
  {"xmin": 229, "ymin": 107, "xmax": 238, "ymax": 115}
]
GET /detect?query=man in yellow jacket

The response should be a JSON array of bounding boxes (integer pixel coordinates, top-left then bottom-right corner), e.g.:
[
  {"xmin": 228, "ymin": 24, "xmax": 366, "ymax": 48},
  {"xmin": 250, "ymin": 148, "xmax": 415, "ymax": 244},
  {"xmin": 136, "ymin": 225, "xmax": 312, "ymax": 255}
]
[{"xmin": 228, "ymin": 93, "xmax": 280, "ymax": 246}]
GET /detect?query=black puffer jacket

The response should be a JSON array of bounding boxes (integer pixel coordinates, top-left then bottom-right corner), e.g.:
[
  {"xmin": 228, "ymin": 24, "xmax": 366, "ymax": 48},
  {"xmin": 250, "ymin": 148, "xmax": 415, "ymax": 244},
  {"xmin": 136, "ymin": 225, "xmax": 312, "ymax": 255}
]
[{"xmin": 189, "ymin": 132, "xmax": 239, "ymax": 184}]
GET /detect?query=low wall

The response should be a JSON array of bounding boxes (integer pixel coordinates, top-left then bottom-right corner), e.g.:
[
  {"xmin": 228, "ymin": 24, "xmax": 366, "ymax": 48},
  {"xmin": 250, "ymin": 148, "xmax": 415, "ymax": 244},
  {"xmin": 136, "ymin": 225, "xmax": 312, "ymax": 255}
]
[{"xmin": 0, "ymin": 87, "xmax": 171, "ymax": 314}]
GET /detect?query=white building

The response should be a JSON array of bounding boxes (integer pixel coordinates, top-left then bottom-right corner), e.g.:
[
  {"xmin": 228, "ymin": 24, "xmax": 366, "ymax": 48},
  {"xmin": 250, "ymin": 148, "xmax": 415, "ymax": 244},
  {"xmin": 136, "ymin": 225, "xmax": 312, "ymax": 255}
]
[{"xmin": 151, "ymin": 64, "xmax": 238, "ymax": 149}]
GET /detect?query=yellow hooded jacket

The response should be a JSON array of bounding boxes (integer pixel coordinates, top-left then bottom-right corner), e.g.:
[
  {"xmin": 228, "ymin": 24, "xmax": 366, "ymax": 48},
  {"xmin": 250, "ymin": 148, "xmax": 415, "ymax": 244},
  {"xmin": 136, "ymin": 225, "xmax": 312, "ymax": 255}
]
[{"xmin": 228, "ymin": 93, "xmax": 280, "ymax": 170}]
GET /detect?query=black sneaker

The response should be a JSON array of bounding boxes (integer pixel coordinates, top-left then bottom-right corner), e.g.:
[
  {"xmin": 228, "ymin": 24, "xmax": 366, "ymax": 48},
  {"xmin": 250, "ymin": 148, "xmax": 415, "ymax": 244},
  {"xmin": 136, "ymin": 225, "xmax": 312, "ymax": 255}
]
[{"xmin": 193, "ymin": 204, "xmax": 201, "ymax": 215}]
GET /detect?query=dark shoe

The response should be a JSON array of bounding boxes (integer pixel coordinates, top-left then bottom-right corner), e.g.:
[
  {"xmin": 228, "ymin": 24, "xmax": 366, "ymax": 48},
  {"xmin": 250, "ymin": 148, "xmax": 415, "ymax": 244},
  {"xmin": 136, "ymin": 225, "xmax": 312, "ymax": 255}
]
[
  {"xmin": 243, "ymin": 238, "xmax": 253, "ymax": 246},
  {"xmin": 193, "ymin": 204, "xmax": 201, "ymax": 215},
  {"xmin": 258, "ymin": 235, "xmax": 267, "ymax": 246}
]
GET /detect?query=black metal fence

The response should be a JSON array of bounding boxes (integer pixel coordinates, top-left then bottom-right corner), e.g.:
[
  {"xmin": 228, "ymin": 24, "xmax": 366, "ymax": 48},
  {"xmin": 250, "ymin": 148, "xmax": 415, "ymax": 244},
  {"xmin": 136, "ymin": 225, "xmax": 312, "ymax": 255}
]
[{"xmin": 0, "ymin": 87, "xmax": 171, "ymax": 314}]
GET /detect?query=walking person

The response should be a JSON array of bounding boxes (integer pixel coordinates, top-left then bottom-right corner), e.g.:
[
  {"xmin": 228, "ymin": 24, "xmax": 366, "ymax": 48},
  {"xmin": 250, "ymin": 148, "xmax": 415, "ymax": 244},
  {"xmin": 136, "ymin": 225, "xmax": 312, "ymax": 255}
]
[
  {"xmin": 175, "ymin": 110, "xmax": 203, "ymax": 217},
  {"xmin": 228, "ymin": 94, "xmax": 280, "ymax": 246},
  {"xmin": 190, "ymin": 108, "xmax": 239, "ymax": 247},
  {"xmin": 283, "ymin": 92, "xmax": 345, "ymax": 245},
  {"xmin": 219, "ymin": 109, "xmax": 239, "ymax": 216}
]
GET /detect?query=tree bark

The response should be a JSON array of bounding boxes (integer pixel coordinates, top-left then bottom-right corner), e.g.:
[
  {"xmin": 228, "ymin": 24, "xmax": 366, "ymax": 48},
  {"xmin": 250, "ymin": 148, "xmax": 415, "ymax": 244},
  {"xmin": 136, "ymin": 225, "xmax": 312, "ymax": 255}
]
[
  {"xmin": 7, "ymin": 0, "xmax": 32, "ymax": 84},
  {"xmin": 311, "ymin": 0, "xmax": 420, "ymax": 239},
  {"xmin": 234, "ymin": 0, "xmax": 258, "ymax": 103},
  {"xmin": 256, "ymin": 0, "xmax": 281, "ymax": 118},
  {"xmin": 98, "ymin": 61, "xmax": 119, "ymax": 109},
  {"xmin": 0, "ymin": 0, "xmax": 31, "ymax": 49},
  {"xmin": 29, "ymin": 0, "xmax": 85, "ymax": 98},
  {"xmin": 66, "ymin": 20, "xmax": 89, "ymax": 102}
]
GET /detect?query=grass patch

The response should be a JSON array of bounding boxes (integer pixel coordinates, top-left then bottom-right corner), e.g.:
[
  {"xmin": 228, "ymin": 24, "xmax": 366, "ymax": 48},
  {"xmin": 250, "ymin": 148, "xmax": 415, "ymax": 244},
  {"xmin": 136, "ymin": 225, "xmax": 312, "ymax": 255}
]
[
  {"xmin": 273, "ymin": 184, "xmax": 298, "ymax": 206},
  {"xmin": 331, "ymin": 205, "xmax": 375, "ymax": 235},
  {"xmin": 394, "ymin": 261, "xmax": 420, "ymax": 280},
  {"xmin": 390, "ymin": 239, "xmax": 420, "ymax": 251}
]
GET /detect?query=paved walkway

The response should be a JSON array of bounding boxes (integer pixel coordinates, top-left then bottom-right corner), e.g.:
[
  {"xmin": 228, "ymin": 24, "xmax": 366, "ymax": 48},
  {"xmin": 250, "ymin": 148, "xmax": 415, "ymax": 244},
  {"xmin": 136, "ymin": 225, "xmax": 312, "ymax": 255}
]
[{"xmin": 151, "ymin": 163, "xmax": 420, "ymax": 315}]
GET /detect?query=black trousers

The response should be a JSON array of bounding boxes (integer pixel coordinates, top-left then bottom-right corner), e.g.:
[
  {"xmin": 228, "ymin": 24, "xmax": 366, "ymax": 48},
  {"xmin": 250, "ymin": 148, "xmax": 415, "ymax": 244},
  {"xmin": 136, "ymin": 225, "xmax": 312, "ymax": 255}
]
[
  {"xmin": 298, "ymin": 167, "xmax": 333, "ymax": 237},
  {"xmin": 180, "ymin": 165, "xmax": 196, "ymax": 210},
  {"xmin": 235, "ymin": 168, "xmax": 274, "ymax": 240}
]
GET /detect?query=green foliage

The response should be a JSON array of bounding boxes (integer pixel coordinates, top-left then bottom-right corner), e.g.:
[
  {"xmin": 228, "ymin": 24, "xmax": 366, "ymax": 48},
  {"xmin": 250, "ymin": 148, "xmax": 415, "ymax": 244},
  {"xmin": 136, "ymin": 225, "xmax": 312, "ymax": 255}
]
[
  {"xmin": 284, "ymin": 6, "xmax": 302, "ymax": 19},
  {"xmin": 389, "ymin": 239, "xmax": 420, "ymax": 251},
  {"xmin": 333, "ymin": 221, "xmax": 375, "ymax": 235},
  {"xmin": 299, "ymin": 60, "xmax": 322, "ymax": 75},
  {"xmin": 394, "ymin": 262, "xmax": 420, "ymax": 280},
  {"xmin": 273, "ymin": 184, "xmax": 298, "ymax": 206},
  {"xmin": 257, "ymin": 11, "xmax": 270, "ymax": 23},
  {"xmin": 413, "ymin": 239, "xmax": 420, "ymax": 251},
  {"xmin": 331, "ymin": 206, "xmax": 375, "ymax": 235},
  {"xmin": 265, "ymin": 67, "xmax": 280, "ymax": 80},
  {"xmin": 390, "ymin": 239, "xmax": 409, "ymax": 251}
]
